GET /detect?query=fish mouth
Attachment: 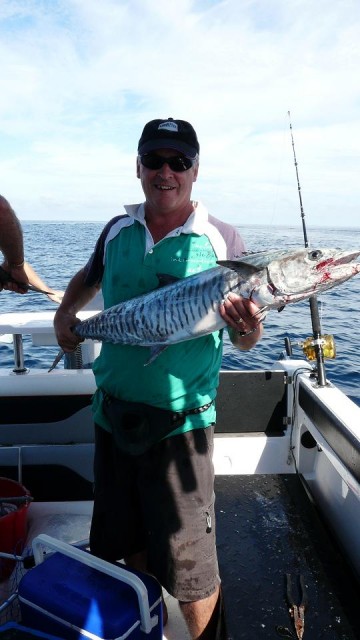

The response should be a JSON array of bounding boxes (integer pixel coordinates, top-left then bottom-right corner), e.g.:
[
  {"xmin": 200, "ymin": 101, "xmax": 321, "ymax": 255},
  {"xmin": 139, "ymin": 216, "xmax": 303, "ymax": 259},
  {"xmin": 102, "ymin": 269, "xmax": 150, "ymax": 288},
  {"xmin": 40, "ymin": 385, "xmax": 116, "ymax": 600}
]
[
  {"xmin": 332, "ymin": 250, "xmax": 360, "ymax": 265},
  {"xmin": 315, "ymin": 250, "xmax": 360, "ymax": 269}
]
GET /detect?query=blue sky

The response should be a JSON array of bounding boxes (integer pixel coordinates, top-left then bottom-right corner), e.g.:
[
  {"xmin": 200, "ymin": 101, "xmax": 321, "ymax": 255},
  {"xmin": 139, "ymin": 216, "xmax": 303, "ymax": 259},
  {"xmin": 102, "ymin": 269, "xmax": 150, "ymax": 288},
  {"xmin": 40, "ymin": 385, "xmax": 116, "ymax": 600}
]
[{"xmin": 1, "ymin": 0, "xmax": 359, "ymax": 227}]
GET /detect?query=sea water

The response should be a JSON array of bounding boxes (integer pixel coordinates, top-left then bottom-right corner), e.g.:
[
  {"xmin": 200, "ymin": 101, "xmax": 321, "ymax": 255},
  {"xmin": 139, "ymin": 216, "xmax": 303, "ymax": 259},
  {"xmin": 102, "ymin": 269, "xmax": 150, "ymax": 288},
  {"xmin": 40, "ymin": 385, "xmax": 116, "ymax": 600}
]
[{"xmin": 1, "ymin": 222, "xmax": 359, "ymax": 406}]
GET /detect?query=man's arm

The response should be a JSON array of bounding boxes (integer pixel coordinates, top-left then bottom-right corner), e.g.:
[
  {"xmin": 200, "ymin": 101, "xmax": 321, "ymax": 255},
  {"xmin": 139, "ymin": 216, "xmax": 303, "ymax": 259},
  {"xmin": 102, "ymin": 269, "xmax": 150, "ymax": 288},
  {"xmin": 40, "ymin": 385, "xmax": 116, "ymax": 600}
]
[
  {"xmin": 0, "ymin": 195, "xmax": 29, "ymax": 293},
  {"xmin": 54, "ymin": 268, "xmax": 100, "ymax": 352}
]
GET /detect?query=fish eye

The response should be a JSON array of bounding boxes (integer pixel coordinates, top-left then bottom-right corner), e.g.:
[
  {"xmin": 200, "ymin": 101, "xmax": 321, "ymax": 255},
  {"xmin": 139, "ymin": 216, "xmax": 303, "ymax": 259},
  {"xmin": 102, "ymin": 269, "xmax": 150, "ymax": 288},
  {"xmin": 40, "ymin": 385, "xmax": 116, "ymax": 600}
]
[{"xmin": 308, "ymin": 249, "xmax": 323, "ymax": 261}]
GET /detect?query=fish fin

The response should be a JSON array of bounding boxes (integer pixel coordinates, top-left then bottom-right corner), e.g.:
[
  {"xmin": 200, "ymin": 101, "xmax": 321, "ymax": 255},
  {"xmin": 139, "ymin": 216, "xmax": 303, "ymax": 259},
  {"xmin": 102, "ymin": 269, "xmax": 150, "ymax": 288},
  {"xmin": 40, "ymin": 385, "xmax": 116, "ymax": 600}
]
[
  {"xmin": 219, "ymin": 249, "xmax": 298, "ymax": 271},
  {"xmin": 156, "ymin": 273, "xmax": 180, "ymax": 287},
  {"xmin": 217, "ymin": 260, "xmax": 260, "ymax": 276},
  {"xmin": 48, "ymin": 348, "xmax": 65, "ymax": 372},
  {"xmin": 144, "ymin": 345, "xmax": 168, "ymax": 365}
]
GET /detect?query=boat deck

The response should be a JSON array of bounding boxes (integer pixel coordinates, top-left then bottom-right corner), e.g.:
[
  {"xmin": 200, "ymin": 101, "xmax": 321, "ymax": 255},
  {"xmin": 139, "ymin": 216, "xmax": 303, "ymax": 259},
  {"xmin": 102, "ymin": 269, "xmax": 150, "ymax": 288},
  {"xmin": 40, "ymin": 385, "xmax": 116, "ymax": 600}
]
[
  {"xmin": 1, "ymin": 474, "xmax": 359, "ymax": 639},
  {"xmin": 215, "ymin": 474, "xmax": 360, "ymax": 640}
]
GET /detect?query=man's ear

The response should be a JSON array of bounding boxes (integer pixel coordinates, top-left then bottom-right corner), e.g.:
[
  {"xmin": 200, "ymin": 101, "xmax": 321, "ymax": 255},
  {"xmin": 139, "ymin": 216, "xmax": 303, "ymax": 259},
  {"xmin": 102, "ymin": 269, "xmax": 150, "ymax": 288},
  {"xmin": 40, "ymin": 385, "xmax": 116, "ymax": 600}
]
[{"xmin": 136, "ymin": 157, "xmax": 141, "ymax": 178}]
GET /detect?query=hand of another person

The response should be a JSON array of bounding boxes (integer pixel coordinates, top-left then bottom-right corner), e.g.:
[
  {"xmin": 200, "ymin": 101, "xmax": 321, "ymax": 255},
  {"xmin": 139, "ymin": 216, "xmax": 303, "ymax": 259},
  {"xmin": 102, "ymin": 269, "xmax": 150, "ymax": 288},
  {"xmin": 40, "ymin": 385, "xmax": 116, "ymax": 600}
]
[
  {"xmin": 46, "ymin": 290, "xmax": 64, "ymax": 304},
  {"xmin": 0, "ymin": 262, "xmax": 29, "ymax": 294}
]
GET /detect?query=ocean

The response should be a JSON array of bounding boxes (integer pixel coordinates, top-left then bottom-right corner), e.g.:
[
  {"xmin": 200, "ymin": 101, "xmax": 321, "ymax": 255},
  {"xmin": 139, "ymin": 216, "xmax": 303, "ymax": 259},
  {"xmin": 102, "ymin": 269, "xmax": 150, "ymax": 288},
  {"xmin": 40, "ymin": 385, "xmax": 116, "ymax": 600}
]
[{"xmin": 1, "ymin": 221, "xmax": 359, "ymax": 406}]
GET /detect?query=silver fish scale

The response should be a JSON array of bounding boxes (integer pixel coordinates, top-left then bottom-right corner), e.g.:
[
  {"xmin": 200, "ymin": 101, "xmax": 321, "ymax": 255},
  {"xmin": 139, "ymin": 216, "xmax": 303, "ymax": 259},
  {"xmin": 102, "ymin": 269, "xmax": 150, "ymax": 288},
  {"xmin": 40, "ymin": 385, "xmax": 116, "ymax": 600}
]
[{"xmin": 75, "ymin": 267, "xmax": 237, "ymax": 346}]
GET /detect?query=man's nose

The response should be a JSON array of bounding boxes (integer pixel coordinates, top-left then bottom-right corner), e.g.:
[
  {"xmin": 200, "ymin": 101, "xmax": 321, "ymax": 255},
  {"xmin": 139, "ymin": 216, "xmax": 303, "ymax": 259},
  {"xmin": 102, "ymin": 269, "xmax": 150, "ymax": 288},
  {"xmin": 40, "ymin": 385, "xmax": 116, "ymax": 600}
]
[{"xmin": 157, "ymin": 162, "xmax": 174, "ymax": 178}]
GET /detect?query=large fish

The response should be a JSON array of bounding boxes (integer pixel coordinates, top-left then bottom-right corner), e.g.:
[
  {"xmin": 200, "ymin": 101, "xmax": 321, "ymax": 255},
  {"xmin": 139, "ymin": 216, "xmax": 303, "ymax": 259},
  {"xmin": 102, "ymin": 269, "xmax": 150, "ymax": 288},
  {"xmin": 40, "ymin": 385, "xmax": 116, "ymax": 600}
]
[{"xmin": 68, "ymin": 247, "xmax": 360, "ymax": 364}]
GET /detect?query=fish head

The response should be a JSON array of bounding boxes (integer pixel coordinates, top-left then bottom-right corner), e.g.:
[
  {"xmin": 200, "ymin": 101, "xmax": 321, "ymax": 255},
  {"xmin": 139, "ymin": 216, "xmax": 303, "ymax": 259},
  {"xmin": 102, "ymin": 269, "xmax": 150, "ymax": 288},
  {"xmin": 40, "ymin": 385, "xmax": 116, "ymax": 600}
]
[{"xmin": 267, "ymin": 247, "xmax": 360, "ymax": 305}]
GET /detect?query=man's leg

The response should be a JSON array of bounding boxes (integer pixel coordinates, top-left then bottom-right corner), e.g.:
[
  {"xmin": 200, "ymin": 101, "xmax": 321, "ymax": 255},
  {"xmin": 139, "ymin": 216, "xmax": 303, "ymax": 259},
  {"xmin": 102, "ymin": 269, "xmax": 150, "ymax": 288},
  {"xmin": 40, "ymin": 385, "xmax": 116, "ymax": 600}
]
[
  {"xmin": 139, "ymin": 427, "xmax": 222, "ymax": 636},
  {"xmin": 180, "ymin": 584, "xmax": 228, "ymax": 640},
  {"xmin": 124, "ymin": 551, "xmax": 168, "ymax": 626},
  {"xmin": 90, "ymin": 424, "xmax": 146, "ymax": 560},
  {"xmin": 180, "ymin": 585, "xmax": 220, "ymax": 639}
]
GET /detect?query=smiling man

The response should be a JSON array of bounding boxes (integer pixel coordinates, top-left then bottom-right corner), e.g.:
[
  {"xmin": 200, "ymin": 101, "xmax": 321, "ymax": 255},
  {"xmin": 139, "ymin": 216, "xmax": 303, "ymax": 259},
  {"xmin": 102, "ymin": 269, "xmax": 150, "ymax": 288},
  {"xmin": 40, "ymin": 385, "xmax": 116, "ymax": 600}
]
[{"xmin": 54, "ymin": 118, "xmax": 263, "ymax": 639}]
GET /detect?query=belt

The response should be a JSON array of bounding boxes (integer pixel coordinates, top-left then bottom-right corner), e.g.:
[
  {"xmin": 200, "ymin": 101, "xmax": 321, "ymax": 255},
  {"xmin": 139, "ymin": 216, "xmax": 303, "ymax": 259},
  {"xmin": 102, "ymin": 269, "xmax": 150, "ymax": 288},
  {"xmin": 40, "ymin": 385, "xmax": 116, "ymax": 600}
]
[
  {"xmin": 102, "ymin": 390, "xmax": 213, "ymax": 425},
  {"xmin": 171, "ymin": 401, "xmax": 214, "ymax": 423}
]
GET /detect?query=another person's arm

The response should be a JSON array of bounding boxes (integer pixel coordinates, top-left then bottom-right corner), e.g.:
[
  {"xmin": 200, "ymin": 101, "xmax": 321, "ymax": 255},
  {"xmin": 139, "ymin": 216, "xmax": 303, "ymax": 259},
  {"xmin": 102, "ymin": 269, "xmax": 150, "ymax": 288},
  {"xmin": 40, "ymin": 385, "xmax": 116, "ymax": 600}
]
[
  {"xmin": 0, "ymin": 195, "xmax": 28, "ymax": 293},
  {"xmin": 23, "ymin": 262, "xmax": 64, "ymax": 304}
]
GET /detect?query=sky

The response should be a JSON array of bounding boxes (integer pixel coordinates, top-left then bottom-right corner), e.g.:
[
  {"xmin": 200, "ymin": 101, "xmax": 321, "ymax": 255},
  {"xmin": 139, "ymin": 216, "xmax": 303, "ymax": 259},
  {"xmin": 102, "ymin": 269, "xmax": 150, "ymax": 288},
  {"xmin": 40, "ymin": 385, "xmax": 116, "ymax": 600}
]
[{"xmin": 0, "ymin": 0, "xmax": 359, "ymax": 227}]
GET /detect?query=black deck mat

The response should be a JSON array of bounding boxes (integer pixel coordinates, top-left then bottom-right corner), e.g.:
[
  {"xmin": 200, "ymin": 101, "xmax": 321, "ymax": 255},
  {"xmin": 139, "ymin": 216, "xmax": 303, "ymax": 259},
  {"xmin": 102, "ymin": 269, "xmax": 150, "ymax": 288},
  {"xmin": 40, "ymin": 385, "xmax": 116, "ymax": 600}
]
[{"xmin": 215, "ymin": 474, "xmax": 360, "ymax": 640}]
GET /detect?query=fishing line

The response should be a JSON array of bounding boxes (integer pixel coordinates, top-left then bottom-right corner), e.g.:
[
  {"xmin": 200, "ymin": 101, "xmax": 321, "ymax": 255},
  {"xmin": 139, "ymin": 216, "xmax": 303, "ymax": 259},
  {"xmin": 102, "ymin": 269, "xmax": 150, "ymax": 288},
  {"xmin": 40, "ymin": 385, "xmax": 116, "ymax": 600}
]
[
  {"xmin": 288, "ymin": 113, "xmax": 308, "ymax": 248},
  {"xmin": 287, "ymin": 111, "xmax": 327, "ymax": 387}
]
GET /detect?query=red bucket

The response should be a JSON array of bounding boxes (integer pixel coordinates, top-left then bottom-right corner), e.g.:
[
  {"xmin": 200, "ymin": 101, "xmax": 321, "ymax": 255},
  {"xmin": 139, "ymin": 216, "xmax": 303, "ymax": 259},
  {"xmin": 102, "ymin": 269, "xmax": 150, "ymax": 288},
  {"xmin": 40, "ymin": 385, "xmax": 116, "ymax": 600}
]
[{"xmin": 0, "ymin": 477, "xmax": 32, "ymax": 581}]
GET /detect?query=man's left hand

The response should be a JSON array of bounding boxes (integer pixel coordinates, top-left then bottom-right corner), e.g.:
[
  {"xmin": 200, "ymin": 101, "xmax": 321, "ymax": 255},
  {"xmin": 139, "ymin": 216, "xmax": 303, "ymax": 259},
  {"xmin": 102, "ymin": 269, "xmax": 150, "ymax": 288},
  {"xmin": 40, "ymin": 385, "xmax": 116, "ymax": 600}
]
[{"xmin": 219, "ymin": 293, "xmax": 263, "ymax": 350}]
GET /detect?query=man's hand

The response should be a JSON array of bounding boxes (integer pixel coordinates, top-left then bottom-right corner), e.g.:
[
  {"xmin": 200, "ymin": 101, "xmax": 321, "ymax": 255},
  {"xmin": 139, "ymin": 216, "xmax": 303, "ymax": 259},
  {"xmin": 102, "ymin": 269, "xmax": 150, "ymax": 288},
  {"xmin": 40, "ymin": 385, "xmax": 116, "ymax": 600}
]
[
  {"xmin": 219, "ymin": 292, "xmax": 263, "ymax": 350},
  {"xmin": 54, "ymin": 308, "xmax": 83, "ymax": 352}
]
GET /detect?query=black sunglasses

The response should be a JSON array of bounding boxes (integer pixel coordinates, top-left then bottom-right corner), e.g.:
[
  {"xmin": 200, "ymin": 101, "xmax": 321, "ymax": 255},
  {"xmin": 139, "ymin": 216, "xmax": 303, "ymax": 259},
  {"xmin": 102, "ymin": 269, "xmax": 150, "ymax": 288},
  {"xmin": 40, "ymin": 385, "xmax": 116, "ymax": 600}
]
[{"xmin": 140, "ymin": 153, "xmax": 194, "ymax": 172}]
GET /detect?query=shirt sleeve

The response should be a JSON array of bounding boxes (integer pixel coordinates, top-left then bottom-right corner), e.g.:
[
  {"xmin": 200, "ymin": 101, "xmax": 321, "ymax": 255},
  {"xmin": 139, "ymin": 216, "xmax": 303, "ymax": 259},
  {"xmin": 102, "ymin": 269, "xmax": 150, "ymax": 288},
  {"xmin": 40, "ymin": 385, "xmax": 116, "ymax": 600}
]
[
  {"xmin": 207, "ymin": 214, "xmax": 247, "ymax": 260},
  {"xmin": 225, "ymin": 224, "xmax": 247, "ymax": 260},
  {"xmin": 83, "ymin": 216, "xmax": 122, "ymax": 286}
]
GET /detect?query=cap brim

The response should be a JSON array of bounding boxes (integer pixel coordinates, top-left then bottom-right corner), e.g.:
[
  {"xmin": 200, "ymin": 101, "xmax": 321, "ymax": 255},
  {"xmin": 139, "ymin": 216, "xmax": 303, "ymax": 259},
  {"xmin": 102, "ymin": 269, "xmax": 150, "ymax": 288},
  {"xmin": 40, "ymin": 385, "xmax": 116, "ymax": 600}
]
[{"xmin": 138, "ymin": 139, "xmax": 198, "ymax": 159}]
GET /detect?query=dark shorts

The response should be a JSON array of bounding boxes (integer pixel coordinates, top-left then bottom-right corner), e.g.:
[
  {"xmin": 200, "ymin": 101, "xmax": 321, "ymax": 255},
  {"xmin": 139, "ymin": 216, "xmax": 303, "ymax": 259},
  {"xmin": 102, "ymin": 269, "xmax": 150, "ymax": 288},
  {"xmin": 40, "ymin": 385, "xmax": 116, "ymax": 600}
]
[{"xmin": 90, "ymin": 423, "xmax": 220, "ymax": 601}]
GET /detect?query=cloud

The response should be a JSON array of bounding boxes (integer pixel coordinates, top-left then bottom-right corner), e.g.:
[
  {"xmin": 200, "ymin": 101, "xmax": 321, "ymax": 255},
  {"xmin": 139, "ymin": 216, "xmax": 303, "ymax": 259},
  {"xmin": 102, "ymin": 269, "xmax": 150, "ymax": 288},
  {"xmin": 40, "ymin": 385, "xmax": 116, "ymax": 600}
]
[{"xmin": 0, "ymin": 0, "xmax": 359, "ymax": 225}]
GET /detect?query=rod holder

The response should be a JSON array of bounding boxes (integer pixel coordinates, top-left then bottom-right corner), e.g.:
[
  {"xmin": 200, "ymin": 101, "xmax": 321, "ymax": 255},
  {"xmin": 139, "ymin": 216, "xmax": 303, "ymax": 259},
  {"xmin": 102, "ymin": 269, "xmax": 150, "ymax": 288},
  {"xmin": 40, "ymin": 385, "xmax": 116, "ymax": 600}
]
[{"xmin": 12, "ymin": 334, "xmax": 29, "ymax": 374}]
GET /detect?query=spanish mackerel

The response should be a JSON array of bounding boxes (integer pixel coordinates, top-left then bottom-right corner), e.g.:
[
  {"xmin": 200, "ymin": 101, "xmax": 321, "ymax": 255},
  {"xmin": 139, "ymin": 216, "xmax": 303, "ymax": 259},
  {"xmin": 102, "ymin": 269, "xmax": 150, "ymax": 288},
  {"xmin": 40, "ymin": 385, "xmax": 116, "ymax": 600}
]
[{"xmin": 68, "ymin": 247, "xmax": 360, "ymax": 364}]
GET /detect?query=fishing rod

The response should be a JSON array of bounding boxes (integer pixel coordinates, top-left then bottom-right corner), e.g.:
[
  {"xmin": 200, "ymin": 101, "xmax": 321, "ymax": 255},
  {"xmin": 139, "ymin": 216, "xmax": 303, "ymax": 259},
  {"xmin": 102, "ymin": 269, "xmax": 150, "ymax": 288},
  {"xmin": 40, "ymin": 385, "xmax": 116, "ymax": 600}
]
[{"xmin": 288, "ymin": 111, "xmax": 327, "ymax": 387}]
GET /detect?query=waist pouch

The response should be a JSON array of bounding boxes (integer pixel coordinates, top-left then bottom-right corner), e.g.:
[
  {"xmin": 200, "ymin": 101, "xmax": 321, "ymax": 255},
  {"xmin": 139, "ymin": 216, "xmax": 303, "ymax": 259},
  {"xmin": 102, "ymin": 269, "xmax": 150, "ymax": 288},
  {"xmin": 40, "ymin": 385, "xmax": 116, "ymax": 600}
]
[{"xmin": 102, "ymin": 391, "xmax": 213, "ymax": 456}]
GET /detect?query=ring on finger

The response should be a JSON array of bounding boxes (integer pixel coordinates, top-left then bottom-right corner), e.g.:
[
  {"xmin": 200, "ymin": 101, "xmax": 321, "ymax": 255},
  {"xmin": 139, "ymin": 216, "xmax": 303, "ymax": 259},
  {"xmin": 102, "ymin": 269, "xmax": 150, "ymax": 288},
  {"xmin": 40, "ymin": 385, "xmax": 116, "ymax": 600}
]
[{"xmin": 236, "ymin": 317, "xmax": 244, "ymax": 325}]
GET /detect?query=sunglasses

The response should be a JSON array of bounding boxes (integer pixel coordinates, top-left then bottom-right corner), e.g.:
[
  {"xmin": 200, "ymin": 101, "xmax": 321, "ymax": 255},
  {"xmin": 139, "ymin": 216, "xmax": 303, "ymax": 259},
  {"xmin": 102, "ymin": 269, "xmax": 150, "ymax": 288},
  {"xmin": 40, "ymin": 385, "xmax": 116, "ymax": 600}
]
[{"xmin": 140, "ymin": 153, "xmax": 194, "ymax": 172}]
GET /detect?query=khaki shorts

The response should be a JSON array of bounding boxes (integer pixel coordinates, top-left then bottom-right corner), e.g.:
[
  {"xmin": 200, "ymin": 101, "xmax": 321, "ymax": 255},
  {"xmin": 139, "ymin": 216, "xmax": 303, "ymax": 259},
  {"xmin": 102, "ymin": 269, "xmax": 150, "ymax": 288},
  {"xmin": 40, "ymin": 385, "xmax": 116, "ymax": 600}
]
[{"xmin": 90, "ymin": 423, "xmax": 220, "ymax": 601}]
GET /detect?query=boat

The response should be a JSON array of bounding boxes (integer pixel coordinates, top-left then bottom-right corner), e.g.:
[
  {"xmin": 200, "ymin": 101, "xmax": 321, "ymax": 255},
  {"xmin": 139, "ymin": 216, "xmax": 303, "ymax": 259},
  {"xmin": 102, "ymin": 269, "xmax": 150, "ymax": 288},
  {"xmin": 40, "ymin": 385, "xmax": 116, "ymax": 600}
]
[{"xmin": 0, "ymin": 308, "xmax": 359, "ymax": 640}]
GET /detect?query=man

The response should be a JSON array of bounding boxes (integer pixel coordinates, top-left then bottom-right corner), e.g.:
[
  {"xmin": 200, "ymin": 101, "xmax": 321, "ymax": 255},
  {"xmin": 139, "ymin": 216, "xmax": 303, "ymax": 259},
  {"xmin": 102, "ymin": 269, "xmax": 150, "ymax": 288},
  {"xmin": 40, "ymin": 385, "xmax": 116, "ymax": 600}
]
[
  {"xmin": 0, "ymin": 194, "xmax": 63, "ymax": 302},
  {"xmin": 54, "ymin": 118, "xmax": 263, "ymax": 639}
]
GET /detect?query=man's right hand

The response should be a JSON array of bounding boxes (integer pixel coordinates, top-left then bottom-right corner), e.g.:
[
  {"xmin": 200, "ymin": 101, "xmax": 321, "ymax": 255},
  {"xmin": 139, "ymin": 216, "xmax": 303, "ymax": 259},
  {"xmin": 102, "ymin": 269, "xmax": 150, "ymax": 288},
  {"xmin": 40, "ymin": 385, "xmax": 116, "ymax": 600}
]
[{"xmin": 54, "ymin": 308, "xmax": 83, "ymax": 352}]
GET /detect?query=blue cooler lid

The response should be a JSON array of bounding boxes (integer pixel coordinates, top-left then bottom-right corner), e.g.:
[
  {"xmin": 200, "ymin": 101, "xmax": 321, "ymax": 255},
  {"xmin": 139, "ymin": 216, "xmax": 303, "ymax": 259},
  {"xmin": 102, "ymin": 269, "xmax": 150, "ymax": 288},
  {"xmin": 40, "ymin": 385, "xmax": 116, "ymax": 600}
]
[{"xmin": 19, "ymin": 552, "xmax": 162, "ymax": 639}]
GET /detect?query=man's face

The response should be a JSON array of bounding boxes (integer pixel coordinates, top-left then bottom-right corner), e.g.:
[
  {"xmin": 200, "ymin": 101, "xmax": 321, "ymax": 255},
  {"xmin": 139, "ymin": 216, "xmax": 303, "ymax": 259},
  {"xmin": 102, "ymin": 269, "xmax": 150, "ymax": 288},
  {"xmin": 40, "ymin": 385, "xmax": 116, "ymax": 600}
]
[{"xmin": 137, "ymin": 148, "xmax": 198, "ymax": 214}]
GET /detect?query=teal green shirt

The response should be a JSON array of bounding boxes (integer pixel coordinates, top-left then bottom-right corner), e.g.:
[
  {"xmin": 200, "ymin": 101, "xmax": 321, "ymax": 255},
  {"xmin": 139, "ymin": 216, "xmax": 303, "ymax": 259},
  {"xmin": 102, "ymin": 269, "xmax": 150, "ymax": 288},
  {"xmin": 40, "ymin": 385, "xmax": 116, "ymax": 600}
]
[{"xmin": 86, "ymin": 202, "xmax": 245, "ymax": 436}]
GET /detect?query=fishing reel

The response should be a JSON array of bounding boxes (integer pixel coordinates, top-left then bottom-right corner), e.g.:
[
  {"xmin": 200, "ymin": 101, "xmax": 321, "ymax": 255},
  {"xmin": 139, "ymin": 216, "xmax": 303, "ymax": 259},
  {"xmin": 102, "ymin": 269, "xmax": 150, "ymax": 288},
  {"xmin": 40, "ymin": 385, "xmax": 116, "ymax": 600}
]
[{"xmin": 284, "ymin": 334, "xmax": 336, "ymax": 361}]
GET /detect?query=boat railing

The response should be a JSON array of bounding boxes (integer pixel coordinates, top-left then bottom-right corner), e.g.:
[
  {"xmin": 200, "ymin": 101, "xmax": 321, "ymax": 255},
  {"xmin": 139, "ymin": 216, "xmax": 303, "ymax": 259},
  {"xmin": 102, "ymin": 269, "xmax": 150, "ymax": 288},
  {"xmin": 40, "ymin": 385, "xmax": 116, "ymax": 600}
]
[{"xmin": 0, "ymin": 311, "xmax": 101, "ymax": 373}]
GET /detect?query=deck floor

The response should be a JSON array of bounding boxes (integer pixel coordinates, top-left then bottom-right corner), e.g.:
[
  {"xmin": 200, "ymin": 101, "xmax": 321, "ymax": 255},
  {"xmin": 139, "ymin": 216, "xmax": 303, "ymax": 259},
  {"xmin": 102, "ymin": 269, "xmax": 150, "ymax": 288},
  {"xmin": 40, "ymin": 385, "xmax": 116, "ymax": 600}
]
[
  {"xmin": 1, "ymin": 475, "xmax": 359, "ymax": 639},
  {"xmin": 215, "ymin": 474, "xmax": 360, "ymax": 640}
]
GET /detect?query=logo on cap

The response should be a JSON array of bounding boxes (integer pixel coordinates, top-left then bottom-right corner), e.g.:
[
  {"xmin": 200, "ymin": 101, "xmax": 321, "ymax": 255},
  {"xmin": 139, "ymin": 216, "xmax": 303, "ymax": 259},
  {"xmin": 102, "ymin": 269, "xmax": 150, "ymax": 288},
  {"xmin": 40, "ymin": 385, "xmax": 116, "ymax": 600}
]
[{"xmin": 158, "ymin": 121, "xmax": 178, "ymax": 133}]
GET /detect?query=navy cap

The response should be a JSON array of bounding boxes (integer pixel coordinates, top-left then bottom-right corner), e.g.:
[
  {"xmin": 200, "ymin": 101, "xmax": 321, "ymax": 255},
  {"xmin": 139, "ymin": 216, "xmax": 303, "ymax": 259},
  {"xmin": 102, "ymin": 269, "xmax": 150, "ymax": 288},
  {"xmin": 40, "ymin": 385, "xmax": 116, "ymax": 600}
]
[{"xmin": 138, "ymin": 118, "xmax": 200, "ymax": 158}]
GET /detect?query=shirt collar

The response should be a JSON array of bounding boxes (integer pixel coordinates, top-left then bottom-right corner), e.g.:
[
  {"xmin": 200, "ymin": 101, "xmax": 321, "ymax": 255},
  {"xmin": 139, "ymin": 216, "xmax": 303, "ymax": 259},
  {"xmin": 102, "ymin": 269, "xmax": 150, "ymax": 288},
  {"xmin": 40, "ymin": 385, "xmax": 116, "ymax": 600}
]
[{"xmin": 123, "ymin": 201, "xmax": 209, "ymax": 236}]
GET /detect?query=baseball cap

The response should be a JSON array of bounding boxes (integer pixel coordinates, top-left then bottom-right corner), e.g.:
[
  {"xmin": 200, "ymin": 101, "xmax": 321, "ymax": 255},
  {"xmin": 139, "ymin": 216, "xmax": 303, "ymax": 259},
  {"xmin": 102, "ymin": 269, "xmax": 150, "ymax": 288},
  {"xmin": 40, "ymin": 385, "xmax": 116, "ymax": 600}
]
[{"xmin": 138, "ymin": 118, "xmax": 200, "ymax": 159}]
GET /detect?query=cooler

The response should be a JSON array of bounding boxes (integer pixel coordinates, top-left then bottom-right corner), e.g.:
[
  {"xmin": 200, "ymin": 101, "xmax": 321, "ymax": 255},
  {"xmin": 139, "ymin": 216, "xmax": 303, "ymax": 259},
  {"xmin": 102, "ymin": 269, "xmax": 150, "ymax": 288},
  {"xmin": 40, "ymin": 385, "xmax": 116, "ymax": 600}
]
[{"xmin": 18, "ymin": 535, "xmax": 163, "ymax": 640}]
